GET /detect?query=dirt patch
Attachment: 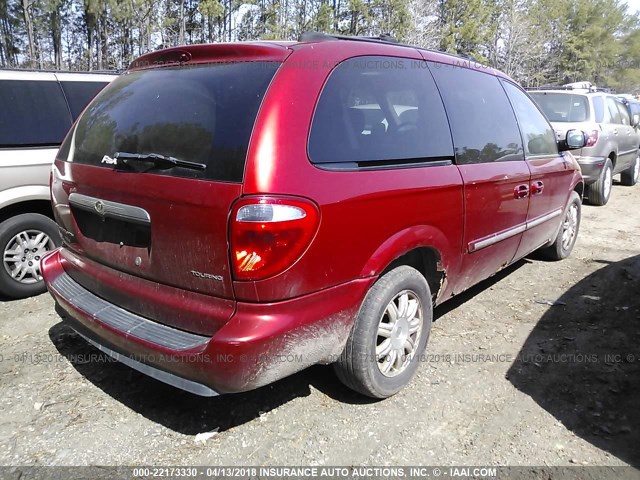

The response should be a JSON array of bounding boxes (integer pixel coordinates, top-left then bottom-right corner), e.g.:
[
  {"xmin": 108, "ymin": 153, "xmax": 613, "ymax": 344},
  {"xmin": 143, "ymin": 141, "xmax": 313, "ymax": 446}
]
[{"xmin": 1, "ymin": 182, "xmax": 639, "ymax": 467}]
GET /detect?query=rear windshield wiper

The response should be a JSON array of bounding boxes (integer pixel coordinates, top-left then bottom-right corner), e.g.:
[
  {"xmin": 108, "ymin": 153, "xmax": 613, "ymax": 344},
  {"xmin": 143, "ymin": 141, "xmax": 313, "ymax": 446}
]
[{"xmin": 113, "ymin": 152, "xmax": 206, "ymax": 172}]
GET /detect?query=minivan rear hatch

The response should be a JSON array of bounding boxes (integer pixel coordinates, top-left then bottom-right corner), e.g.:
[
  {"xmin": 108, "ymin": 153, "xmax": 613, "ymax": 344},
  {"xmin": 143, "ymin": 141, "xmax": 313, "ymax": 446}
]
[{"xmin": 55, "ymin": 45, "xmax": 287, "ymax": 302}]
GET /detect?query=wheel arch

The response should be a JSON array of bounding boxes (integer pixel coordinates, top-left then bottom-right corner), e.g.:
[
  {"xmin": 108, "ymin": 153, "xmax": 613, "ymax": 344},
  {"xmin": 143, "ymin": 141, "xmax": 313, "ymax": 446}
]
[
  {"xmin": 0, "ymin": 199, "xmax": 54, "ymax": 225},
  {"xmin": 360, "ymin": 226, "xmax": 454, "ymax": 304}
]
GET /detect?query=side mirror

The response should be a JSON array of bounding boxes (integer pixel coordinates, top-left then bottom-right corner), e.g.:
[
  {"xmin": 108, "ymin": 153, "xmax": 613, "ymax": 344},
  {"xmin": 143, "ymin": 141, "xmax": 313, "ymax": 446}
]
[
  {"xmin": 558, "ymin": 129, "xmax": 587, "ymax": 151},
  {"xmin": 633, "ymin": 113, "xmax": 640, "ymax": 127}
]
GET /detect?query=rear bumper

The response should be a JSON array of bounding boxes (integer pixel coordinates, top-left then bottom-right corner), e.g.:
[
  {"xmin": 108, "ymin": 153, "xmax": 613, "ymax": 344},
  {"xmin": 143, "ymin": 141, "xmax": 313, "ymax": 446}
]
[
  {"xmin": 575, "ymin": 156, "xmax": 606, "ymax": 184},
  {"xmin": 42, "ymin": 248, "xmax": 373, "ymax": 395}
]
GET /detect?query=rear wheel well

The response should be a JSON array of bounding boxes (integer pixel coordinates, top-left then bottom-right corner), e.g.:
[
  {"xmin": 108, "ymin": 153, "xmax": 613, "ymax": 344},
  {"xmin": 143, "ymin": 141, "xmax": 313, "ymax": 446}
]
[
  {"xmin": 382, "ymin": 247, "xmax": 445, "ymax": 303},
  {"xmin": 0, "ymin": 201, "xmax": 54, "ymax": 225}
]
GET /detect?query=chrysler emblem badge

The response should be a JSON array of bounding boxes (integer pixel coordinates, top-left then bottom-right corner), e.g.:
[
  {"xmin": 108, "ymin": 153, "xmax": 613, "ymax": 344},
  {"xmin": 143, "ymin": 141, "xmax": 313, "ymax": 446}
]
[{"xmin": 94, "ymin": 200, "xmax": 105, "ymax": 215}]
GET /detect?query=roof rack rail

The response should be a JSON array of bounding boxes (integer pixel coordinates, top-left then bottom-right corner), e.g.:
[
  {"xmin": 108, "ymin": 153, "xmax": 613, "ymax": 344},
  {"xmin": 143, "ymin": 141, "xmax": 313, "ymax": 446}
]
[
  {"xmin": 297, "ymin": 31, "xmax": 487, "ymax": 67},
  {"xmin": 526, "ymin": 85, "xmax": 613, "ymax": 93},
  {"xmin": 299, "ymin": 31, "xmax": 399, "ymax": 45}
]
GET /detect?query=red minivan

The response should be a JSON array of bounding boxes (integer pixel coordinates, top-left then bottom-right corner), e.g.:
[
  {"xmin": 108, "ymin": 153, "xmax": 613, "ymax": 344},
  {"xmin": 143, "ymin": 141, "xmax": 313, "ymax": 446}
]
[{"xmin": 42, "ymin": 34, "xmax": 586, "ymax": 398}]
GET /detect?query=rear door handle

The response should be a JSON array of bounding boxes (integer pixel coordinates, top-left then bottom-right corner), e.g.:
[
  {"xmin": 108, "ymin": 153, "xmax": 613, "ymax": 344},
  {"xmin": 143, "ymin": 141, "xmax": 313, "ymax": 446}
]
[
  {"xmin": 531, "ymin": 181, "xmax": 544, "ymax": 195},
  {"xmin": 514, "ymin": 184, "xmax": 529, "ymax": 199}
]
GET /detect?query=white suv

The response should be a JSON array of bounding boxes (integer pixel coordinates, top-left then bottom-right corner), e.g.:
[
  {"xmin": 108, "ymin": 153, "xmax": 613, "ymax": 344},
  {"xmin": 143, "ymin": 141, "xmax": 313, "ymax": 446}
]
[{"xmin": 0, "ymin": 70, "xmax": 116, "ymax": 299}]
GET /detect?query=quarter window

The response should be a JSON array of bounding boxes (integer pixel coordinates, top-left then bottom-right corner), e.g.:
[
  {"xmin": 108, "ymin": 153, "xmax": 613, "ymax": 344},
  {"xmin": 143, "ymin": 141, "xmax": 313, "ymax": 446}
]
[
  {"xmin": 309, "ymin": 56, "xmax": 454, "ymax": 166},
  {"xmin": 502, "ymin": 81, "xmax": 558, "ymax": 157},
  {"xmin": 60, "ymin": 81, "xmax": 110, "ymax": 119},
  {"xmin": 429, "ymin": 64, "xmax": 523, "ymax": 164}
]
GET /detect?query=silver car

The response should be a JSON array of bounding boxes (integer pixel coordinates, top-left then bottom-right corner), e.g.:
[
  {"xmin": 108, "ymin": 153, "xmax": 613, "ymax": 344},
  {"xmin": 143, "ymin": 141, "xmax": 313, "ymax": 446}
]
[
  {"xmin": 529, "ymin": 88, "xmax": 640, "ymax": 206},
  {"xmin": 0, "ymin": 70, "xmax": 115, "ymax": 299}
]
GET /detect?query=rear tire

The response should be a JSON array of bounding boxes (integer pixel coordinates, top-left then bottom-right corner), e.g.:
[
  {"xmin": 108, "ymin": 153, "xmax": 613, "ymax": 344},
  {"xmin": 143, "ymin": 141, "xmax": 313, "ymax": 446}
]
[
  {"xmin": 620, "ymin": 154, "xmax": 639, "ymax": 186},
  {"xmin": 0, "ymin": 214, "xmax": 61, "ymax": 299},
  {"xmin": 539, "ymin": 191, "xmax": 581, "ymax": 261},
  {"xmin": 586, "ymin": 158, "xmax": 613, "ymax": 206},
  {"xmin": 334, "ymin": 266, "xmax": 432, "ymax": 398}
]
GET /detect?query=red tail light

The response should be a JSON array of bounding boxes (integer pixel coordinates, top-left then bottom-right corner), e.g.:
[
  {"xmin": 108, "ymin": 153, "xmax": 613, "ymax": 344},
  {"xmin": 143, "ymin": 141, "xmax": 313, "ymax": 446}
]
[
  {"xmin": 230, "ymin": 196, "xmax": 320, "ymax": 281},
  {"xmin": 586, "ymin": 129, "xmax": 599, "ymax": 147}
]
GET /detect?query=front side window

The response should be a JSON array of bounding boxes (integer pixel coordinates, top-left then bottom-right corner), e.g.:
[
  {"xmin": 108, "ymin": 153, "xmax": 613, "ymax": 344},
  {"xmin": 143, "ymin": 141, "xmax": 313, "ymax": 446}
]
[
  {"xmin": 65, "ymin": 62, "xmax": 279, "ymax": 182},
  {"xmin": 529, "ymin": 92, "xmax": 590, "ymax": 123},
  {"xmin": 0, "ymin": 80, "xmax": 72, "ymax": 147},
  {"xmin": 429, "ymin": 64, "xmax": 523, "ymax": 164},
  {"xmin": 502, "ymin": 81, "xmax": 558, "ymax": 157},
  {"xmin": 309, "ymin": 56, "xmax": 454, "ymax": 166}
]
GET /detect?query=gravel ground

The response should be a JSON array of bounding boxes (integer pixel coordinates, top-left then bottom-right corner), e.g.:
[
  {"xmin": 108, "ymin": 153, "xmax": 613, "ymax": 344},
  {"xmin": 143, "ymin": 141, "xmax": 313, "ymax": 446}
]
[{"xmin": 0, "ymin": 181, "xmax": 639, "ymax": 470}]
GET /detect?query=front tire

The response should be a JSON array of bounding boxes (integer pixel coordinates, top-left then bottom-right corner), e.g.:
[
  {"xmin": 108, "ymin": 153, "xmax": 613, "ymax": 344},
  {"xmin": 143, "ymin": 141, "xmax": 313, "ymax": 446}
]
[
  {"xmin": 540, "ymin": 191, "xmax": 581, "ymax": 261},
  {"xmin": 334, "ymin": 266, "xmax": 432, "ymax": 398},
  {"xmin": 0, "ymin": 214, "xmax": 61, "ymax": 299},
  {"xmin": 620, "ymin": 154, "xmax": 639, "ymax": 186},
  {"xmin": 586, "ymin": 158, "xmax": 613, "ymax": 206}
]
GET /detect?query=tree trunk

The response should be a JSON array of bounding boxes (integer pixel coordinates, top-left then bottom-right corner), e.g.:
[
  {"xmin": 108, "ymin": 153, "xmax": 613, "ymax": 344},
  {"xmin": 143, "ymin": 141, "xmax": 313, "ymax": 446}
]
[
  {"xmin": 51, "ymin": 8, "xmax": 62, "ymax": 69},
  {"xmin": 178, "ymin": 0, "xmax": 186, "ymax": 45},
  {"xmin": 21, "ymin": 0, "xmax": 35, "ymax": 67},
  {"xmin": 100, "ymin": 7, "xmax": 108, "ymax": 69}
]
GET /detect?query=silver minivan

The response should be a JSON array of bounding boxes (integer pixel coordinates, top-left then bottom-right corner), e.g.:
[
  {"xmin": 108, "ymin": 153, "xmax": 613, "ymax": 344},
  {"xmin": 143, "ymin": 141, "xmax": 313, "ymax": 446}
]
[
  {"xmin": 0, "ymin": 70, "xmax": 115, "ymax": 299},
  {"xmin": 529, "ymin": 88, "xmax": 640, "ymax": 206}
]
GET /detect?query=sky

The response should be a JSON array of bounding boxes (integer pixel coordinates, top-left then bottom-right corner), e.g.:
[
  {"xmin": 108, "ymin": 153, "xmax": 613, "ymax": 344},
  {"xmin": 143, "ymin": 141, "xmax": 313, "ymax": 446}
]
[{"xmin": 626, "ymin": 0, "xmax": 640, "ymax": 14}]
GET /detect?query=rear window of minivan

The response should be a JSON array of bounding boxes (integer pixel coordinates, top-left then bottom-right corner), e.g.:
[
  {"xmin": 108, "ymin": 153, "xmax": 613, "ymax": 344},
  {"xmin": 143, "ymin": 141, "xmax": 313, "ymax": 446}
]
[
  {"xmin": 66, "ymin": 62, "xmax": 280, "ymax": 182},
  {"xmin": 529, "ymin": 92, "xmax": 590, "ymax": 123}
]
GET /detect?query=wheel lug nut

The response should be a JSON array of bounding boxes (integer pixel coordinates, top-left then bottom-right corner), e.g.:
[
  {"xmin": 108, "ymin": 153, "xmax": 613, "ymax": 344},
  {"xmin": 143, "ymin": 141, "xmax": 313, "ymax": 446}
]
[
  {"xmin": 28, "ymin": 261, "xmax": 33, "ymax": 266},
  {"xmin": 35, "ymin": 256, "xmax": 40, "ymax": 260},
  {"xmin": 32, "ymin": 248, "xmax": 37, "ymax": 252},
  {"xmin": 22, "ymin": 257, "xmax": 26, "ymax": 262}
]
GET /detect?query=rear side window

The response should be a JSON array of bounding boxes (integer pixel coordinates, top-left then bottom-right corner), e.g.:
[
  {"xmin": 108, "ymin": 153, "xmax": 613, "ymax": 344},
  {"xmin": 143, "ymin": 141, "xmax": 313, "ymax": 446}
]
[
  {"xmin": 67, "ymin": 62, "xmax": 279, "ymax": 182},
  {"xmin": 0, "ymin": 80, "xmax": 72, "ymax": 147},
  {"xmin": 592, "ymin": 96, "xmax": 605, "ymax": 123},
  {"xmin": 605, "ymin": 97, "xmax": 623, "ymax": 124},
  {"xmin": 309, "ymin": 56, "xmax": 453, "ymax": 166},
  {"xmin": 60, "ymin": 81, "xmax": 109, "ymax": 119},
  {"xmin": 615, "ymin": 100, "xmax": 630, "ymax": 125},
  {"xmin": 502, "ymin": 81, "xmax": 558, "ymax": 157},
  {"xmin": 529, "ymin": 93, "xmax": 589, "ymax": 123},
  {"xmin": 429, "ymin": 64, "xmax": 523, "ymax": 164}
]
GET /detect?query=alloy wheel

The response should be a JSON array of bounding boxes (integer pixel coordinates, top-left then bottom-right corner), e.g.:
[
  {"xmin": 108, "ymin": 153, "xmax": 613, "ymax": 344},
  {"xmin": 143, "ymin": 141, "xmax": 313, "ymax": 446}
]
[
  {"xmin": 376, "ymin": 290, "xmax": 423, "ymax": 377},
  {"xmin": 2, "ymin": 230, "xmax": 55, "ymax": 284},
  {"xmin": 561, "ymin": 202, "xmax": 579, "ymax": 251}
]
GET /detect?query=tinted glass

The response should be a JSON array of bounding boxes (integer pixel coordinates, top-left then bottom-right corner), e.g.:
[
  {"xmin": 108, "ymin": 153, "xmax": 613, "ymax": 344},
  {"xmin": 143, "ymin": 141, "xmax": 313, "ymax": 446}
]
[
  {"xmin": 606, "ymin": 97, "xmax": 623, "ymax": 124},
  {"xmin": 592, "ymin": 96, "xmax": 605, "ymax": 123},
  {"xmin": 630, "ymin": 103, "xmax": 640, "ymax": 124},
  {"xmin": 429, "ymin": 64, "xmax": 523, "ymax": 164},
  {"xmin": 502, "ymin": 81, "xmax": 557, "ymax": 156},
  {"xmin": 68, "ymin": 62, "xmax": 279, "ymax": 182},
  {"xmin": 0, "ymin": 80, "xmax": 72, "ymax": 147},
  {"xmin": 309, "ymin": 56, "xmax": 453, "ymax": 165},
  {"xmin": 529, "ymin": 92, "xmax": 590, "ymax": 123},
  {"xmin": 60, "ymin": 81, "xmax": 109, "ymax": 119},
  {"xmin": 615, "ymin": 101, "xmax": 631, "ymax": 125}
]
